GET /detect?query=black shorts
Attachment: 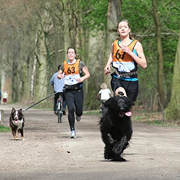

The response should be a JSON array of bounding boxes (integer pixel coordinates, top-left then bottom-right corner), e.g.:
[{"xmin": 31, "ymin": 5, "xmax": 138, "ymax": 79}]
[{"xmin": 111, "ymin": 77, "xmax": 139, "ymax": 102}]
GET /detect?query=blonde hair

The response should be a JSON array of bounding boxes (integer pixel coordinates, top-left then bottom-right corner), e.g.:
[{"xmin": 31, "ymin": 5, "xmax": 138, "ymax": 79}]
[{"xmin": 100, "ymin": 83, "xmax": 107, "ymax": 89}]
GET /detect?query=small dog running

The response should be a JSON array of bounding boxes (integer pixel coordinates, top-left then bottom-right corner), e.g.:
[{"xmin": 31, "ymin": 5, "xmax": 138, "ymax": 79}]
[
  {"xmin": 9, "ymin": 108, "xmax": 25, "ymax": 140},
  {"xmin": 99, "ymin": 93, "xmax": 134, "ymax": 161}
]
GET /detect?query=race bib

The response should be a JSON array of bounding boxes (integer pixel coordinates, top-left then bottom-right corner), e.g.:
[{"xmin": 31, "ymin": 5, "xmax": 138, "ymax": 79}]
[{"xmin": 65, "ymin": 74, "xmax": 80, "ymax": 85}]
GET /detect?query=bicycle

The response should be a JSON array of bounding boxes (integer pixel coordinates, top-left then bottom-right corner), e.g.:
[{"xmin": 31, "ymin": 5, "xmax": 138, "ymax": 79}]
[
  {"xmin": 100, "ymin": 100, "xmax": 107, "ymax": 117},
  {"xmin": 56, "ymin": 92, "xmax": 64, "ymax": 123}
]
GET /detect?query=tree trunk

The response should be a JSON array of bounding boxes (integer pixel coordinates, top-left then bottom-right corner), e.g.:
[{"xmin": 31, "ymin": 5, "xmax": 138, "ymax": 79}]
[
  {"xmin": 53, "ymin": 17, "xmax": 60, "ymax": 67},
  {"xmin": 34, "ymin": 4, "xmax": 52, "ymax": 101},
  {"xmin": 152, "ymin": 0, "xmax": 165, "ymax": 108},
  {"xmin": 1, "ymin": 70, "xmax": 5, "ymax": 104},
  {"xmin": 11, "ymin": 52, "xmax": 20, "ymax": 102},
  {"xmin": 105, "ymin": 0, "xmax": 122, "ymax": 85},
  {"xmin": 0, "ymin": 51, "xmax": 6, "ymax": 103},
  {"xmin": 35, "ymin": 30, "xmax": 48, "ymax": 101},
  {"xmin": 165, "ymin": 30, "xmax": 180, "ymax": 123},
  {"xmin": 31, "ymin": 53, "xmax": 37, "ymax": 99},
  {"xmin": 63, "ymin": 0, "xmax": 70, "ymax": 58}
]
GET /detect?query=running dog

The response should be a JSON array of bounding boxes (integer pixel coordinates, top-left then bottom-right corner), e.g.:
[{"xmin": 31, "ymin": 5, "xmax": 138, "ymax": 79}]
[
  {"xmin": 99, "ymin": 94, "xmax": 134, "ymax": 161},
  {"xmin": 9, "ymin": 108, "xmax": 25, "ymax": 140}
]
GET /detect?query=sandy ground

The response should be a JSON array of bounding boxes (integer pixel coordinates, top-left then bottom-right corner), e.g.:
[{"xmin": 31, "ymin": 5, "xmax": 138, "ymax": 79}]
[{"xmin": 0, "ymin": 104, "xmax": 180, "ymax": 180}]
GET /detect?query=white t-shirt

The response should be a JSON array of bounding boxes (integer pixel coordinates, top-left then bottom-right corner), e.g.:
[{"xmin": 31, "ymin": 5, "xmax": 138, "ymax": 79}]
[
  {"xmin": 3, "ymin": 92, "xmax": 8, "ymax": 99},
  {"xmin": 98, "ymin": 89, "xmax": 111, "ymax": 100}
]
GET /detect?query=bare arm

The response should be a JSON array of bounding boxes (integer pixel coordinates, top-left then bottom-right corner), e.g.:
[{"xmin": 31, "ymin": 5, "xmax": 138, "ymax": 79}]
[
  {"xmin": 120, "ymin": 42, "xmax": 147, "ymax": 69},
  {"xmin": 133, "ymin": 42, "xmax": 147, "ymax": 69},
  {"xmin": 104, "ymin": 45, "xmax": 113, "ymax": 74},
  {"xmin": 57, "ymin": 70, "xmax": 65, "ymax": 79},
  {"xmin": 104, "ymin": 53, "xmax": 113, "ymax": 74},
  {"xmin": 76, "ymin": 66, "xmax": 90, "ymax": 83},
  {"xmin": 97, "ymin": 92, "xmax": 100, "ymax": 100}
]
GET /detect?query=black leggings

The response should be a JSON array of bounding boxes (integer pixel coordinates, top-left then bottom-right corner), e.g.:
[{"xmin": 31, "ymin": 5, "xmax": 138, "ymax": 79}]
[
  {"xmin": 65, "ymin": 88, "xmax": 84, "ymax": 131},
  {"xmin": 111, "ymin": 77, "xmax": 139, "ymax": 102}
]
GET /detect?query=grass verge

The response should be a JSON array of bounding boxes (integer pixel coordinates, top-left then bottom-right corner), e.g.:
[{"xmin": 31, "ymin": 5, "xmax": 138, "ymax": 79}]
[
  {"xmin": 83, "ymin": 110, "xmax": 100, "ymax": 116},
  {"xmin": 0, "ymin": 125, "xmax": 10, "ymax": 132}
]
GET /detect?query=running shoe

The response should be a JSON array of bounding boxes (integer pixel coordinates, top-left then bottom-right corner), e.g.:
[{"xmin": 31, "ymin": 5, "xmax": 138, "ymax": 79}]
[
  {"xmin": 76, "ymin": 115, "xmax": 81, "ymax": 122},
  {"xmin": 63, "ymin": 110, "xmax": 66, "ymax": 115},
  {"xmin": 71, "ymin": 130, "xmax": 76, "ymax": 138}
]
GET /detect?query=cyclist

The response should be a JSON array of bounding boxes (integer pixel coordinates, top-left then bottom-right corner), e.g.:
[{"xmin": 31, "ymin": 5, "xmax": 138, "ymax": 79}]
[
  {"xmin": 57, "ymin": 47, "xmax": 90, "ymax": 138},
  {"xmin": 50, "ymin": 65, "xmax": 66, "ymax": 115},
  {"xmin": 97, "ymin": 83, "xmax": 112, "ymax": 113}
]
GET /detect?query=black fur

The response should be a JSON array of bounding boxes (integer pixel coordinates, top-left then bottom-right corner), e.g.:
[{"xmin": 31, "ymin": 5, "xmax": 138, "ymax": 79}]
[
  {"xmin": 99, "ymin": 96, "xmax": 134, "ymax": 161},
  {"xmin": 9, "ymin": 108, "xmax": 25, "ymax": 140}
]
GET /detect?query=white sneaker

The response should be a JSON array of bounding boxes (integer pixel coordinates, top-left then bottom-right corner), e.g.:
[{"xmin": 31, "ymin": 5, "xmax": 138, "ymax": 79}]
[
  {"xmin": 71, "ymin": 130, "xmax": 76, "ymax": 139},
  {"xmin": 76, "ymin": 116, "xmax": 81, "ymax": 122}
]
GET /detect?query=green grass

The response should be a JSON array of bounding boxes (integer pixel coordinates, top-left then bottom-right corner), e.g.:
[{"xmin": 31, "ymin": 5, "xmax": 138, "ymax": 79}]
[
  {"xmin": 83, "ymin": 110, "xmax": 101, "ymax": 116},
  {"xmin": 0, "ymin": 125, "xmax": 10, "ymax": 132},
  {"xmin": 85, "ymin": 110, "xmax": 180, "ymax": 127},
  {"xmin": 146, "ymin": 120, "xmax": 178, "ymax": 127},
  {"xmin": 29, "ymin": 105, "xmax": 52, "ymax": 111}
]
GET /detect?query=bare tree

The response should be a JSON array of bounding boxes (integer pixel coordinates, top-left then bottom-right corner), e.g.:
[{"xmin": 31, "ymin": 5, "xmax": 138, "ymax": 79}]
[
  {"xmin": 105, "ymin": 0, "xmax": 122, "ymax": 84},
  {"xmin": 152, "ymin": 0, "xmax": 165, "ymax": 108},
  {"xmin": 165, "ymin": 30, "xmax": 180, "ymax": 123}
]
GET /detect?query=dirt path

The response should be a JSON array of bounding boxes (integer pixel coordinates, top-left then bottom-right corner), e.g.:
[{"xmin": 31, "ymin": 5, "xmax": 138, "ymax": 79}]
[{"xmin": 0, "ymin": 104, "xmax": 180, "ymax": 180}]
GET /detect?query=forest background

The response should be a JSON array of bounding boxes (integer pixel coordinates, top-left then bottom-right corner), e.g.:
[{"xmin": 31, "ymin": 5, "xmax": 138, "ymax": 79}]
[{"xmin": 0, "ymin": 0, "xmax": 179, "ymax": 123}]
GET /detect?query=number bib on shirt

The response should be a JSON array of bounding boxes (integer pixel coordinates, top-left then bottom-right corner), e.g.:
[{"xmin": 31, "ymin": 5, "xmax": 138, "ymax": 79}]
[
  {"xmin": 112, "ymin": 40, "xmax": 138, "ymax": 73},
  {"xmin": 64, "ymin": 59, "xmax": 81, "ymax": 85}
]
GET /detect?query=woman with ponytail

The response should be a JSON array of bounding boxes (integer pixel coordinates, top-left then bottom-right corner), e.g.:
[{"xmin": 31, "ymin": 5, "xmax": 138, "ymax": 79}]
[{"xmin": 104, "ymin": 19, "xmax": 147, "ymax": 102}]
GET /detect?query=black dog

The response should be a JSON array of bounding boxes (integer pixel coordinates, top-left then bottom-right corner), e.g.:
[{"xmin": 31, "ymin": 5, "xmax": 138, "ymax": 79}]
[
  {"xmin": 99, "ymin": 95, "xmax": 134, "ymax": 161},
  {"xmin": 9, "ymin": 108, "xmax": 25, "ymax": 140}
]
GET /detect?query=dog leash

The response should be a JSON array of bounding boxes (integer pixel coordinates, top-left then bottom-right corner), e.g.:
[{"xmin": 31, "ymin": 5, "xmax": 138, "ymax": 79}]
[
  {"xmin": 23, "ymin": 92, "xmax": 58, "ymax": 112},
  {"xmin": 112, "ymin": 69, "xmax": 135, "ymax": 94}
]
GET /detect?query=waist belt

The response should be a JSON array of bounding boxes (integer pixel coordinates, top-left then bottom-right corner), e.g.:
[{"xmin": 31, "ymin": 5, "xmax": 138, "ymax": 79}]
[
  {"xmin": 64, "ymin": 83, "xmax": 83, "ymax": 91},
  {"xmin": 112, "ymin": 69, "xmax": 137, "ymax": 78}
]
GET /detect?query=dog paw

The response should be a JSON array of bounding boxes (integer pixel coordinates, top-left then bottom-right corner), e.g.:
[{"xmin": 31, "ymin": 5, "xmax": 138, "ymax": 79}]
[
  {"xmin": 105, "ymin": 154, "xmax": 114, "ymax": 160},
  {"xmin": 112, "ymin": 156, "xmax": 126, "ymax": 162},
  {"xmin": 107, "ymin": 133, "xmax": 115, "ymax": 144},
  {"xmin": 14, "ymin": 136, "xmax": 18, "ymax": 140}
]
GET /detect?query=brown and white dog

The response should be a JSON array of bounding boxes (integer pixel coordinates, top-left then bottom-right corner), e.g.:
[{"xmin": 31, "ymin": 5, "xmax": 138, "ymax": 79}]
[{"xmin": 9, "ymin": 108, "xmax": 25, "ymax": 140}]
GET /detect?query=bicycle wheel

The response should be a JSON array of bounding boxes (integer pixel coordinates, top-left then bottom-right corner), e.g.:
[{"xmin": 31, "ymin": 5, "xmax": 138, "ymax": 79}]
[
  {"xmin": 57, "ymin": 93, "xmax": 63, "ymax": 123},
  {"xmin": 101, "ymin": 103, "xmax": 106, "ymax": 117},
  {"xmin": 101, "ymin": 107, "xmax": 105, "ymax": 117},
  {"xmin": 57, "ymin": 100, "xmax": 62, "ymax": 123},
  {"xmin": 58, "ymin": 112, "xmax": 62, "ymax": 123}
]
